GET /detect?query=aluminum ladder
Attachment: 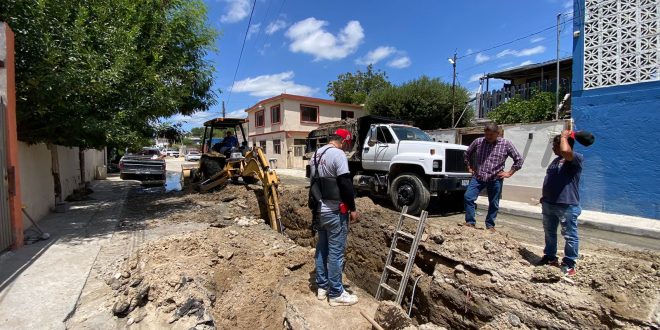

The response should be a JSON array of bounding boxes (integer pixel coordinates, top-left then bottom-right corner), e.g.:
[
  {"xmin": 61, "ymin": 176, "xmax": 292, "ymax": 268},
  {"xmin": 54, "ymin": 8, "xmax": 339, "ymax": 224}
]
[{"xmin": 375, "ymin": 206, "xmax": 428, "ymax": 305}]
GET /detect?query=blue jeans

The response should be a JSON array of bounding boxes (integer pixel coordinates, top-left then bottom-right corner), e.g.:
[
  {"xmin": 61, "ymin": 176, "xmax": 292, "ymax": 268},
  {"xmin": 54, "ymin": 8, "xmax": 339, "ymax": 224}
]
[
  {"xmin": 464, "ymin": 177, "xmax": 502, "ymax": 228},
  {"xmin": 315, "ymin": 211, "xmax": 348, "ymax": 298},
  {"xmin": 542, "ymin": 202, "xmax": 581, "ymax": 267}
]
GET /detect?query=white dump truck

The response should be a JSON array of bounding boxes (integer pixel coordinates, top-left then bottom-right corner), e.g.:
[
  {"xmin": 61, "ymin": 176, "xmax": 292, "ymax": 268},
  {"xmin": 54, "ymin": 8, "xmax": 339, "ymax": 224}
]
[{"xmin": 305, "ymin": 116, "xmax": 472, "ymax": 215}]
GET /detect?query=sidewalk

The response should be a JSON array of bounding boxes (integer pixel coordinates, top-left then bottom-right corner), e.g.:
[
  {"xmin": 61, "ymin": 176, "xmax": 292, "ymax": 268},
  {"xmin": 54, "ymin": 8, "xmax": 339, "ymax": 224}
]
[
  {"xmin": 476, "ymin": 197, "xmax": 660, "ymax": 239},
  {"xmin": 0, "ymin": 178, "xmax": 133, "ymax": 330}
]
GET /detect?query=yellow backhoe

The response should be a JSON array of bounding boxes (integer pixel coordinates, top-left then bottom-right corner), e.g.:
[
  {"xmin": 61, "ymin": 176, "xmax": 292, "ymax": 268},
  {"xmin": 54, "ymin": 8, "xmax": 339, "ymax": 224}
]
[{"xmin": 182, "ymin": 117, "xmax": 283, "ymax": 233}]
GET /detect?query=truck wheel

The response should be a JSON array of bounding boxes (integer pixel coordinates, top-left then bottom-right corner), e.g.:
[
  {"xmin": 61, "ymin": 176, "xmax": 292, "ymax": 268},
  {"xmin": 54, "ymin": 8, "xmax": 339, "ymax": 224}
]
[
  {"xmin": 390, "ymin": 173, "xmax": 430, "ymax": 215},
  {"xmin": 120, "ymin": 173, "xmax": 128, "ymax": 180}
]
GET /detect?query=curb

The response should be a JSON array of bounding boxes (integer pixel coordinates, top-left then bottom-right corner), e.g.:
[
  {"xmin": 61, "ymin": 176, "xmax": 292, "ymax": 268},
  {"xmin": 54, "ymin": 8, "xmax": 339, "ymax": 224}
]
[{"xmin": 476, "ymin": 200, "xmax": 660, "ymax": 240}]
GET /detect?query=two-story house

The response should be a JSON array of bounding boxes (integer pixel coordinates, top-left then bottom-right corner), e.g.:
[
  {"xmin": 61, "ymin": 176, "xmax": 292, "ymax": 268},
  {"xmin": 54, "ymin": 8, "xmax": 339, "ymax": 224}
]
[{"xmin": 245, "ymin": 94, "xmax": 365, "ymax": 168}]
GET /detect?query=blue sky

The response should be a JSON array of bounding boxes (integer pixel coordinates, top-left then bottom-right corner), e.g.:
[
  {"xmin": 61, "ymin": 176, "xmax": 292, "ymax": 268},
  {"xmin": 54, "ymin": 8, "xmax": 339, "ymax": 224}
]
[{"xmin": 173, "ymin": 0, "xmax": 574, "ymax": 129}]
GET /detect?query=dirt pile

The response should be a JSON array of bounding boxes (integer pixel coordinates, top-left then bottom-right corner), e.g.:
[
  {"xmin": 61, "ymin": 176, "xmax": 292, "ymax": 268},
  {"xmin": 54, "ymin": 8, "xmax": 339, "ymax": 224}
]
[
  {"xmin": 277, "ymin": 187, "xmax": 660, "ymax": 329},
  {"xmin": 100, "ymin": 212, "xmax": 381, "ymax": 330}
]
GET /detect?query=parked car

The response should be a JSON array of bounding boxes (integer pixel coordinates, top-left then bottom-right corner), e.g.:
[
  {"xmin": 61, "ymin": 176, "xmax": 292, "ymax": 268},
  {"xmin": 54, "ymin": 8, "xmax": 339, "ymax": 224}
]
[
  {"xmin": 184, "ymin": 150, "xmax": 201, "ymax": 161},
  {"xmin": 119, "ymin": 147, "xmax": 166, "ymax": 182},
  {"xmin": 166, "ymin": 148, "xmax": 180, "ymax": 158}
]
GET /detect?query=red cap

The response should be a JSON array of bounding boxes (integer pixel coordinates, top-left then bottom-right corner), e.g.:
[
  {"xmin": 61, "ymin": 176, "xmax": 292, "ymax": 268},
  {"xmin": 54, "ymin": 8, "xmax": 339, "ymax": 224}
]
[{"xmin": 334, "ymin": 128, "xmax": 352, "ymax": 142}]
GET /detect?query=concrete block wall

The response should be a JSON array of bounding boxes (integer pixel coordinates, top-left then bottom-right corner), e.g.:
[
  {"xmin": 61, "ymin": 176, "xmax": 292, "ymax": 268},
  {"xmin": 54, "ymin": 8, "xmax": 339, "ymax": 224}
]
[
  {"xmin": 18, "ymin": 143, "xmax": 106, "ymax": 225},
  {"xmin": 17, "ymin": 142, "xmax": 54, "ymax": 228}
]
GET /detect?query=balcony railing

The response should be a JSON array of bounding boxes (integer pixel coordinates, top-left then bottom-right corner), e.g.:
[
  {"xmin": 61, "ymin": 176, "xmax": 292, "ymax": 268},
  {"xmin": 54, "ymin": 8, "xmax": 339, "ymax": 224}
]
[{"xmin": 477, "ymin": 78, "xmax": 571, "ymax": 118}]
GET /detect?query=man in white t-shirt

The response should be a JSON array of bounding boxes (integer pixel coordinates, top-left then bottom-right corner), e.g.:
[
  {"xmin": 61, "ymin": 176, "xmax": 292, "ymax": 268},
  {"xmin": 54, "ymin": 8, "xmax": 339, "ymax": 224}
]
[{"xmin": 309, "ymin": 129, "xmax": 360, "ymax": 306}]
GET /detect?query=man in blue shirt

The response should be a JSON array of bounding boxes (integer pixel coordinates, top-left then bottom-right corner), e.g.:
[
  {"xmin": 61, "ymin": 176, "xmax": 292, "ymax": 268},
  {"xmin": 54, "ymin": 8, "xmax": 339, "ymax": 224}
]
[
  {"xmin": 218, "ymin": 131, "xmax": 239, "ymax": 154},
  {"xmin": 538, "ymin": 130, "xmax": 583, "ymax": 277}
]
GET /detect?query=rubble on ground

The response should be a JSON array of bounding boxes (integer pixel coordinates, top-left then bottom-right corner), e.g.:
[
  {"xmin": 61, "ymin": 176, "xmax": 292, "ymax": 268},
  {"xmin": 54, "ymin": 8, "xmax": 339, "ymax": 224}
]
[
  {"xmin": 92, "ymin": 182, "xmax": 659, "ymax": 329},
  {"xmin": 276, "ymin": 186, "xmax": 660, "ymax": 329}
]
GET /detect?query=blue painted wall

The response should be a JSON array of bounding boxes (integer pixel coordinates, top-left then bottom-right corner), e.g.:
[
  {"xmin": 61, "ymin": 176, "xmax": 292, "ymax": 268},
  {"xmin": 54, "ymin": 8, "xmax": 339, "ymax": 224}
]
[{"xmin": 572, "ymin": 0, "xmax": 660, "ymax": 219}]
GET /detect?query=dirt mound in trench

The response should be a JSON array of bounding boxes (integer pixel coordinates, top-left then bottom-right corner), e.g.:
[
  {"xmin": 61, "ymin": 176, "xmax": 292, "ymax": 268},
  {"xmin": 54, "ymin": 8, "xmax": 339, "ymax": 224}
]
[
  {"xmin": 277, "ymin": 186, "xmax": 660, "ymax": 329},
  {"xmin": 100, "ymin": 217, "xmax": 380, "ymax": 329}
]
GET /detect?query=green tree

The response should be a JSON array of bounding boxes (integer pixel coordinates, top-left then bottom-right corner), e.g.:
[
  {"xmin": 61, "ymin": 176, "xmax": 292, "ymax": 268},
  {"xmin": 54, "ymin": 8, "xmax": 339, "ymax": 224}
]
[
  {"xmin": 327, "ymin": 64, "xmax": 391, "ymax": 105},
  {"xmin": 190, "ymin": 127, "xmax": 206, "ymax": 137},
  {"xmin": 487, "ymin": 91, "xmax": 556, "ymax": 124},
  {"xmin": 0, "ymin": 0, "xmax": 217, "ymax": 188},
  {"xmin": 0, "ymin": 0, "xmax": 218, "ymax": 149},
  {"xmin": 365, "ymin": 76, "xmax": 472, "ymax": 130}
]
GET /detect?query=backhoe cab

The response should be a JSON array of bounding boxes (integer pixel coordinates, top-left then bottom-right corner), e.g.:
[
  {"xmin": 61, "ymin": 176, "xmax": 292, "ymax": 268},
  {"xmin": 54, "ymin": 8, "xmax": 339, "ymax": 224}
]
[{"xmin": 182, "ymin": 117, "xmax": 283, "ymax": 233}]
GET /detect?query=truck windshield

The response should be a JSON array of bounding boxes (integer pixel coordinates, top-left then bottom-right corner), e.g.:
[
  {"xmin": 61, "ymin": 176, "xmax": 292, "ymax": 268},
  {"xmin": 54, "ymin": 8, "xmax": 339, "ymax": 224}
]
[{"xmin": 391, "ymin": 126, "xmax": 433, "ymax": 141}]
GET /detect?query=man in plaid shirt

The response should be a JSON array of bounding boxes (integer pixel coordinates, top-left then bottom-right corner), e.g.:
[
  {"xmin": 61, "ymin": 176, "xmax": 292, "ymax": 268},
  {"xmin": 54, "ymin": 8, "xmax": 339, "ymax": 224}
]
[{"xmin": 463, "ymin": 123, "xmax": 524, "ymax": 231}]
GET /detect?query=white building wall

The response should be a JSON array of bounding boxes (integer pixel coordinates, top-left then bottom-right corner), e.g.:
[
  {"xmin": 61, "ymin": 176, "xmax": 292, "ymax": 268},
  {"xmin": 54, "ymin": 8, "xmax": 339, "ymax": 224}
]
[
  {"xmin": 18, "ymin": 142, "xmax": 55, "ymax": 227},
  {"xmin": 502, "ymin": 121, "xmax": 567, "ymax": 203},
  {"xmin": 18, "ymin": 143, "xmax": 106, "ymax": 224}
]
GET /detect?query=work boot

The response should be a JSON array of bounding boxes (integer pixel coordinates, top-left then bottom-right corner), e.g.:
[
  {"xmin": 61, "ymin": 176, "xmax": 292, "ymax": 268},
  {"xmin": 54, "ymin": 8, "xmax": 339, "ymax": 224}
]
[
  {"xmin": 487, "ymin": 227, "xmax": 496, "ymax": 233},
  {"xmin": 329, "ymin": 290, "xmax": 358, "ymax": 307},
  {"xmin": 537, "ymin": 255, "xmax": 559, "ymax": 267},
  {"xmin": 316, "ymin": 288, "xmax": 327, "ymax": 300},
  {"xmin": 464, "ymin": 223, "xmax": 476, "ymax": 228}
]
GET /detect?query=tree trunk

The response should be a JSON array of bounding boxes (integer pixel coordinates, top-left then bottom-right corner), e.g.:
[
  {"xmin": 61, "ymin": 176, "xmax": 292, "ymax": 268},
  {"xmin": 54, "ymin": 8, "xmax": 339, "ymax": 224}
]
[
  {"xmin": 79, "ymin": 147, "xmax": 86, "ymax": 188},
  {"xmin": 47, "ymin": 143, "xmax": 62, "ymax": 203}
]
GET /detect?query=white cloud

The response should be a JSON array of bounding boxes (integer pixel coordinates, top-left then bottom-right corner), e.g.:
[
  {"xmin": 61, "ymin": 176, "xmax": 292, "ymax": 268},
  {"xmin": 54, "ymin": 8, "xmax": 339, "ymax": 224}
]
[
  {"xmin": 496, "ymin": 45, "xmax": 546, "ymax": 58},
  {"xmin": 475, "ymin": 53, "xmax": 490, "ymax": 64},
  {"xmin": 170, "ymin": 111, "xmax": 217, "ymax": 127},
  {"xmin": 387, "ymin": 56, "xmax": 411, "ymax": 69},
  {"xmin": 356, "ymin": 46, "xmax": 396, "ymax": 65},
  {"xmin": 468, "ymin": 73, "xmax": 483, "ymax": 84},
  {"xmin": 519, "ymin": 60, "xmax": 534, "ymax": 66},
  {"xmin": 530, "ymin": 36, "xmax": 545, "ymax": 43},
  {"xmin": 220, "ymin": 0, "xmax": 251, "ymax": 23},
  {"xmin": 285, "ymin": 18, "xmax": 364, "ymax": 61},
  {"xmin": 232, "ymin": 71, "xmax": 318, "ymax": 97},
  {"xmin": 247, "ymin": 23, "xmax": 261, "ymax": 40},
  {"xmin": 498, "ymin": 61, "xmax": 514, "ymax": 68},
  {"xmin": 266, "ymin": 19, "xmax": 287, "ymax": 35}
]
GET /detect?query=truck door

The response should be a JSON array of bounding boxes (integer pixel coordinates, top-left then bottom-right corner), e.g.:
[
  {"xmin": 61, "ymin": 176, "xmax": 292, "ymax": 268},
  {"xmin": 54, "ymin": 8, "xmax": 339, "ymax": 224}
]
[
  {"xmin": 361, "ymin": 126, "xmax": 377, "ymax": 170},
  {"xmin": 374, "ymin": 126, "xmax": 397, "ymax": 171}
]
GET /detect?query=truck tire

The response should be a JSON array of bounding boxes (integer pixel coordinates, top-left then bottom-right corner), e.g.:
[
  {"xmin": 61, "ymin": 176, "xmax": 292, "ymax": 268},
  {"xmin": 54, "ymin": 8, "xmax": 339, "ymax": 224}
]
[
  {"xmin": 120, "ymin": 173, "xmax": 127, "ymax": 180},
  {"xmin": 390, "ymin": 173, "xmax": 430, "ymax": 215}
]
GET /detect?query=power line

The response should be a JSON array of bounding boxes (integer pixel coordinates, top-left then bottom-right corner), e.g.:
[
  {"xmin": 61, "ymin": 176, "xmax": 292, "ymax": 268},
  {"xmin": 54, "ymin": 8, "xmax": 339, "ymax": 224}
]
[
  {"xmin": 458, "ymin": 11, "xmax": 577, "ymax": 60},
  {"xmin": 225, "ymin": 0, "xmax": 258, "ymax": 110}
]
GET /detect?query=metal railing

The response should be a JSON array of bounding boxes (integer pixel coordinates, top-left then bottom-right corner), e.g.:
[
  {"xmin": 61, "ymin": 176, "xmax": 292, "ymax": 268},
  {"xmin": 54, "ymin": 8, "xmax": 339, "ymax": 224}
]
[{"xmin": 477, "ymin": 78, "xmax": 571, "ymax": 118}]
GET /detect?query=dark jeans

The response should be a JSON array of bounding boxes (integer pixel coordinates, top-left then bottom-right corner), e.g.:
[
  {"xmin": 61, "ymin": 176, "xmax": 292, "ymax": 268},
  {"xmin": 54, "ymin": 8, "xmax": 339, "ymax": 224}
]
[
  {"xmin": 315, "ymin": 211, "xmax": 349, "ymax": 298},
  {"xmin": 542, "ymin": 202, "xmax": 581, "ymax": 267},
  {"xmin": 464, "ymin": 177, "xmax": 503, "ymax": 228}
]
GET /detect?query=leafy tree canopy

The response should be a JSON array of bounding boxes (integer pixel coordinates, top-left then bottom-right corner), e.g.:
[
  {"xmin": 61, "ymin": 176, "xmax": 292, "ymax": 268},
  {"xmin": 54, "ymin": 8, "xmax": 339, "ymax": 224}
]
[
  {"xmin": 487, "ymin": 91, "xmax": 557, "ymax": 124},
  {"xmin": 327, "ymin": 64, "xmax": 391, "ymax": 105},
  {"xmin": 365, "ymin": 76, "xmax": 472, "ymax": 130},
  {"xmin": 0, "ymin": 0, "xmax": 218, "ymax": 149}
]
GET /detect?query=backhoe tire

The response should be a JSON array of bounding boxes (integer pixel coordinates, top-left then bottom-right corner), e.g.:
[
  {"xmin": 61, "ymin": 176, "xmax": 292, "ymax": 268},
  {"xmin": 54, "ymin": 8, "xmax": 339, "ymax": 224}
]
[
  {"xmin": 242, "ymin": 176, "xmax": 259, "ymax": 184},
  {"xmin": 200, "ymin": 155, "xmax": 224, "ymax": 179},
  {"xmin": 390, "ymin": 173, "xmax": 430, "ymax": 215}
]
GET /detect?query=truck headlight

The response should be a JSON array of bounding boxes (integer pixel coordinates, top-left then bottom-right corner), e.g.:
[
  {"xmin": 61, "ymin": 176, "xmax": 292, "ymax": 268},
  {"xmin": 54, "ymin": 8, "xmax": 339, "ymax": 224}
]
[{"xmin": 433, "ymin": 160, "xmax": 442, "ymax": 172}]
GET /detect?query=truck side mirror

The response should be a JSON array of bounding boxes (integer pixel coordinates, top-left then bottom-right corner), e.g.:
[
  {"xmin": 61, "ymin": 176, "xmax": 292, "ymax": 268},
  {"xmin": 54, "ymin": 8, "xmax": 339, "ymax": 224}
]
[{"xmin": 368, "ymin": 127, "xmax": 377, "ymax": 147}]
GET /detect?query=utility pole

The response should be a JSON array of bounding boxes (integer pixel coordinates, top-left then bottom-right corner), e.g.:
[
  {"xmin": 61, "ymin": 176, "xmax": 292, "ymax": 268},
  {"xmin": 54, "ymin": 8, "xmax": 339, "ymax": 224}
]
[
  {"xmin": 449, "ymin": 52, "xmax": 457, "ymax": 127},
  {"xmin": 555, "ymin": 13, "xmax": 561, "ymax": 120},
  {"xmin": 222, "ymin": 101, "xmax": 226, "ymax": 118}
]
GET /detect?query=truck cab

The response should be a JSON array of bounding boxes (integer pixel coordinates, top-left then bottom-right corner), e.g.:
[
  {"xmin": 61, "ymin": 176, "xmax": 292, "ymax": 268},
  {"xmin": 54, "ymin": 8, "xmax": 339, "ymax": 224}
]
[{"xmin": 305, "ymin": 116, "xmax": 471, "ymax": 214}]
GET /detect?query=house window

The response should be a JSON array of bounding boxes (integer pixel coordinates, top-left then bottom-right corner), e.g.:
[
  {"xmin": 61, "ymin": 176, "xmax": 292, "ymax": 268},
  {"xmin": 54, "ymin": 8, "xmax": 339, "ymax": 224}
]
[
  {"xmin": 273, "ymin": 139, "xmax": 281, "ymax": 154},
  {"xmin": 255, "ymin": 110, "xmax": 265, "ymax": 128},
  {"xmin": 259, "ymin": 140, "xmax": 267, "ymax": 154},
  {"xmin": 294, "ymin": 146, "xmax": 304, "ymax": 157},
  {"xmin": 271, "ymin": 105, "xmax": 281, "ymax": 124},
  {"xmin": 341, "ymin": 110, "xmax": 354, "ymax": 120},
  {"xmin": 300, "ymin": 105, "xmax": 318, "ymax": 123}
]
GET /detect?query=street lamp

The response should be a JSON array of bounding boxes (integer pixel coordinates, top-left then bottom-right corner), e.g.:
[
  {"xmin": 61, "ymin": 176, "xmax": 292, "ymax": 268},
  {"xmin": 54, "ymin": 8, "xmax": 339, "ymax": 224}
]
[{"xmin": 449, "ymin": 53, "xmax": 457, "ymax": 127}]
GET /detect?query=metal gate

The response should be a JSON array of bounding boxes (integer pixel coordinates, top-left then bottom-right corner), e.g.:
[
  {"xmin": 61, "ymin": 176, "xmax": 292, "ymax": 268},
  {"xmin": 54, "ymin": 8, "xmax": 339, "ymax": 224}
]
[{"xmin": 0, "ymin": 97, "xmax": 12, "ymax": 251}]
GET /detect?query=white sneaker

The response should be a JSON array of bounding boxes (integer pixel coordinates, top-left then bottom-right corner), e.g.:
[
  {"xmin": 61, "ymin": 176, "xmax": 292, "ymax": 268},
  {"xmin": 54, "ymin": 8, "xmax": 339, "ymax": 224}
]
[
  {"xmin": 328, "ymin": 290, "xmax": 358, "ymax": 307},
  {"xmin": 317, "ymin": 288, "xmax": 327, "ymax": 300}
]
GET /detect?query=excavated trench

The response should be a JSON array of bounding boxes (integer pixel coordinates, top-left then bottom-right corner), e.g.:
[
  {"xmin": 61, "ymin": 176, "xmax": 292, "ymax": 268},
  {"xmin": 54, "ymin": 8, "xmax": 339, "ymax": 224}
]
[{"xmin": 268, "ymin": 186, "xmax": 660, "ymax": 329}]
